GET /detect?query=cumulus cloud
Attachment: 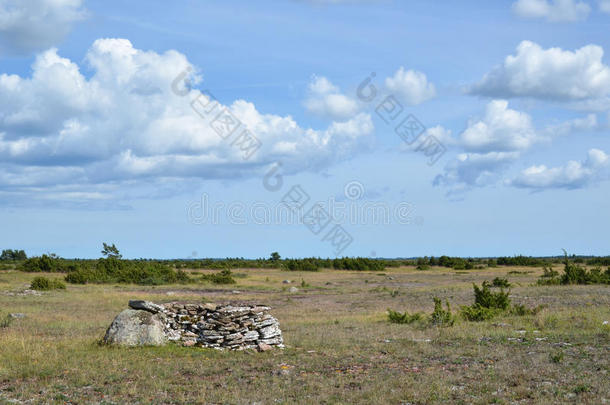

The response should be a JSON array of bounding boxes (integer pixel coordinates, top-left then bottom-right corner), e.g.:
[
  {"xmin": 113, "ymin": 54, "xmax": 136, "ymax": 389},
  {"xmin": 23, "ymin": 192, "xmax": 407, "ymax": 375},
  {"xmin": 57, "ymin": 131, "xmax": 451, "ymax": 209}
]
[
  {"xmin": 303, "ymin": 76, "xmax": 360, "ymax": 120},
  {"xmin": 384, "ymin": 67, "xmax": 436, "ymax": 106},
  {"xmin": 434, "ymin": 151, "xmax": 520, "ymax": 188},
  {"xmin": 512, "ymin": 0, "xmax": 591, "ymax": 22},
  {"xmin": 510, "ymin": 148, "xmax": 609, "ymax": 189},
  {"xmin": 471, "ymin": 41, "xmax": 610, "ymax": 100},
  {"xmin": 434, "ymin": 99, "xmax": 602, "ymax": 194},
  {"xmin": 0, "ymin": 39, "xmax": 375, "ymax": 199},
  {"xmin": 459, "ymin": 100, "xmax": 539, "ymax": 153},
  {"xmin": 0, "ymin": 0, "xmax": 86, "ymax": 56}
]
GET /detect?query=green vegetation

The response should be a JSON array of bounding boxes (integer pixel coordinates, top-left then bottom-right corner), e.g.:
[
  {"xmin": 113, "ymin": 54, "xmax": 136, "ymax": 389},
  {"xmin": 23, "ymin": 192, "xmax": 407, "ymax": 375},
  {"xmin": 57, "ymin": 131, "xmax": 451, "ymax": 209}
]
[
  {"xmin": 460, "ymin": 281, "xmax": 542, "ymax": 321},
  {"xmin": 387, "ymin": 309, "xmax": 422, "ymax": 324},
  {"xmin": 429, "ymin": 297, "xmax": 455, "ymax": 326},
  {"xmin": 460, "ymin": 282, "xmax": 511, "ymax": 321},
  {"xmin": 284, "ymin": 258, "xmax": 319, "ymax": 271},
  {"xmin": 538, "ymin": 251, "xmax": 610, "ymax": 285},
  {"xmin": 0, "ymin": 312, "xmax": 12, "ymax": 328},
  {"xmin": 64, "ymin": 257, "xmax": 190, "ymax": 285},
  {"xmin": 30, "ymin": 276, "xmax": 66, "ymax": 291},
  {"xmin": 0, "ymin": 249, "xmax": 27, "ymax": 261},
  {"xmin": 18, "ymin": 254, "xmax": 79, "ymax": 273},
  {"xmin": 0, "ymin": 264, "xmax": 608, "ymax": 404},
  {"xmin": 491, "ymin": 277, "xmax": 511, "ymax": 288},
  {"xmin": 200, "ymin": 269, "xmax": 236, "ymax": 284}
]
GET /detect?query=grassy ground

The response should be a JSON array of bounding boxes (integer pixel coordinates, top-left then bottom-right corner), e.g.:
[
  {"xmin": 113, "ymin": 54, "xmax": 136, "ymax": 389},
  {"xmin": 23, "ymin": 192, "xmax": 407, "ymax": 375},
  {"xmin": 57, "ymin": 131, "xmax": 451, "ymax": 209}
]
[{"xmin": 0, "ymin": 266, "xmax": 608, "ymax": 404}]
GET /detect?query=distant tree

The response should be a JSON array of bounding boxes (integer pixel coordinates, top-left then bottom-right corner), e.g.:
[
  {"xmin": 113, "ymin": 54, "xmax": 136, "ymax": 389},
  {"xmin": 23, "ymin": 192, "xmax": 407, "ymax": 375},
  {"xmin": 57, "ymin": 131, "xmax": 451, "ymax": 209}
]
[
  {"xmin": 270, "ymin": 252, "xmax": 281, "ymax": 262},
  {"xmin": 101, "ymin": 243, "xmax": 122, "ymax": 259},
  {"xmin": 0, "ymin": 249, "xmax": 27, "ymax": 261}
]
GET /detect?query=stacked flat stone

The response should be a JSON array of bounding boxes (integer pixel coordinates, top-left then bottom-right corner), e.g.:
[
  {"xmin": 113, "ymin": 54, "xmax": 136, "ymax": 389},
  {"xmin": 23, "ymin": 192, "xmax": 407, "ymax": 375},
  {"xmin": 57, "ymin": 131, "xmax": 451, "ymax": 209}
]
[{"xmin": 128, "ymin": 300, "xmax": 284, "ymax": 351}]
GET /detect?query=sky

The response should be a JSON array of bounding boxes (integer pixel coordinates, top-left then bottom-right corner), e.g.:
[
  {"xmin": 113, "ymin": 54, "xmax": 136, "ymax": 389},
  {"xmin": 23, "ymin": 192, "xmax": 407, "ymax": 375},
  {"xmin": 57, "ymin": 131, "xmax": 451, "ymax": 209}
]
[{"xmin": 1, "ymin": 0, "xmax": 610, "ymax": 259}]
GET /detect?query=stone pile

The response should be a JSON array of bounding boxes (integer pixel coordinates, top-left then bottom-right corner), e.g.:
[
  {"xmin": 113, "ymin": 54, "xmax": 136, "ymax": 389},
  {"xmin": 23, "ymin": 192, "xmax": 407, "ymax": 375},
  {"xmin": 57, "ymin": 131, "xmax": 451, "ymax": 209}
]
[{"xmin": 104, "ymin": 300, "xmax": 284, "ymax": 351}]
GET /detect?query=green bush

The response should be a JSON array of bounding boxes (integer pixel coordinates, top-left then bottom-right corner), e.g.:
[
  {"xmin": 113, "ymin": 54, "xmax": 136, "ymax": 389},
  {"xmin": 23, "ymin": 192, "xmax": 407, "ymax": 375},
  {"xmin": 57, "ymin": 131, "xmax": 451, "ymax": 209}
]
[
  {"xmin": 284, "ymin": 259, "xmax": 319, "ymax": 272},
  {"xmin": 491, "ymin": 277, "xmax": 511, "ymax": 288},
  {"xmin": 19, "ymin": 254, "xmax": 72, "ymax": 273},
  {"xmin": 537, "ymin": 251, "xmax": 610, "ymax": 286},
  {"xmin": 473, "ymin": 282, "xmax": 511, "ymax": 310},
  {"xmin": 461, "ymin": 282, "xmax": 540, "ymax": 321},
  {"xmin": 30, "ymin": 276, "xmax": 66, "ymax": 291},
  {"xmin": 201, "ymin": 269, "xmax": 236, "ymax": 284},
  {"xmin": 430, "ymin": 297, "xmax": 455, "ymax": 326},
  {"xmin": 0, "ymin": 313, "xmax": 12, "ymax": 328},
  {"xmin": 387, "ymin": 309, "xmax": 422, "ymax": 324},
  {"xmin": 64, "ymin": 258, "xmax": 191, "ymax": 286}
]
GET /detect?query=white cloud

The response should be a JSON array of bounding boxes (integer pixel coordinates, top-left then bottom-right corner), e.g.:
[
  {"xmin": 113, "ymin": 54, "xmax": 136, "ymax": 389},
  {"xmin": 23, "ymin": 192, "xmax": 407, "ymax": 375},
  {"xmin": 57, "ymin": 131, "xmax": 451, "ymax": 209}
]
[
  {"xmin": 432, "ymin": 100, "xmax": 599, "ymax": 194},
  {"xmin": 384, "ymin": 67, "xmax": 436, "ymax": 106},
  {"xmin": 304, "ymin": 75, "xmax": 360, "ymax": 120},
  {"xmin": 434, "ymin": 151, "xmax": 520, "ymax": 188},
  {"xmin": 459, "ymin": 100, "xmax": 539, "ymax": 153},
  {"xmin": 0, "ymin": 39, "xmax": 375, "ymax": 197},
  {"xmin": 542, "ymin": 113, "xmax": 598, "ymax": 136},
  {"xmin": 471, "ymin": 41, "xmax": 610, "ymax": 100},
  {"xmin": 510, "ymin": 148, "xmax": 609, "ymax": 189},
  {"xmin": 0, "ymin": 0, "xmax": 86, "ymax": 56},
  {"xmin": 601, "ymin": 0, "xmax": 610, "ymax": 12},
  {"xmin": 512, "ymin": 0, "xmax": 591, "ymax": 22}
]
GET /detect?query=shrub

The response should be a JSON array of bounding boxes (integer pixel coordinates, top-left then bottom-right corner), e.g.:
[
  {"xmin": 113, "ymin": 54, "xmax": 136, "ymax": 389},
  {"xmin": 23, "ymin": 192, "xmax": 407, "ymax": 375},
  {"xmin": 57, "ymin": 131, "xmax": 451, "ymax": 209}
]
[
  {"xmin": 65, "ymin": 270, "xmax": 89, "ymax": 284},
  {"xmin": 460, "ymin": 305, "xmax": 502, "ymax": 321},
  {"xmin": 491, "ymin": 277, "xmax": 511, "ymax": 288},
  {"xmin": 541, "ymin": 266, "xmax": 559, "ymax": 278},
  {"xmin": 473, "ymin": 282, "xmax": 510, "ymax": 310},
  {"xmin": 430, "ymin": 297, "xmax": 455, "ymax": 326},
  {"xmin": 19, "ymin": 254, "xmax": 70, "ymax": 273},
  {"xmin": 387, "ymin": 309, "xmax": 422, "ymax": 324},
  {"xmin": 30, "ymin": 276, "xmax": 66, "ymax": 291},
  {"xmin": 0, "ymin": 313, "xmax": 12, "ymax": 328},
  {"xmin": 64, "ymin": 258, "xmax": 191, "ymax": 285},
  {"xmin": 201, "ymin": 269, "xmax": 236, "ymax": 284},
  {"xmin": 537, "ymin": 251, "xmax": 610, "ymax": 286},
  {"xmin": 284, "ymin": 259, "xmax": 319, "ymax": 272}
]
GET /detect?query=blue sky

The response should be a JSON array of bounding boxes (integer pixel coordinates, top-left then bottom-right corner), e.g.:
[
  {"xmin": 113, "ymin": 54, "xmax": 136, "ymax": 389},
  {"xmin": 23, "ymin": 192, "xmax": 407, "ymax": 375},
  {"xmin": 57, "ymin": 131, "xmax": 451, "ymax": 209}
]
[{"xmin": 1, "ymin": 0, "xmax": 610, "ymax": 259}]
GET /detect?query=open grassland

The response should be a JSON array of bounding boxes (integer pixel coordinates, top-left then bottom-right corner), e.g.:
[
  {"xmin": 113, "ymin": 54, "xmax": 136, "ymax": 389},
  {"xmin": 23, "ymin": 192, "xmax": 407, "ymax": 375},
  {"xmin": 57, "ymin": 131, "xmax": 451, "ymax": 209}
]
[{"xmin": 0, "ymin": 266, "xmax": 608, "ymax": 404}]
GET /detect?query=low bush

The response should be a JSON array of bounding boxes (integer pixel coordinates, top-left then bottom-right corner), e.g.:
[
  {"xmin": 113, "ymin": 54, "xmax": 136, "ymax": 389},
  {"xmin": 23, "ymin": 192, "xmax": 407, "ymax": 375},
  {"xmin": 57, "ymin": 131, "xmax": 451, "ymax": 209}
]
[
  {"xmin": 30, "ymin": 276, "xmax": 66, "ymax": 291},
  {"xmin": 201, "ymin": 269, "xmax": 236, "ymax": 284},
  {"xmin": 387, "ymin": 309, "xmax": 422, "ymax": 324},
  {"xmin": 430, "ymin": 298, "xmax": 455, "ymax": 326},
  {"xmin": 461, "ymin": 282, "xmax": 540, "ymax": 321},
  {"xmin": 537, "ymin": 251, "xmax": 610, "ymax": 286},
  {"xmin": 64, "ymin": 258, "xmax": 191, "ymax": 285},
  {"xmin": 19, "ymin": 254, "xmax": 76, "ymax": 273},
  {"xmin": 491, "ymin": 277, "xmax": 511, "ymax": 288},
  {"xmin": 284, "ymin": 259, "xmax": 319, "ymax": 272},
  {"xmin": 473, "ymin": 282, "xmax": 511, "ymax": 310}
]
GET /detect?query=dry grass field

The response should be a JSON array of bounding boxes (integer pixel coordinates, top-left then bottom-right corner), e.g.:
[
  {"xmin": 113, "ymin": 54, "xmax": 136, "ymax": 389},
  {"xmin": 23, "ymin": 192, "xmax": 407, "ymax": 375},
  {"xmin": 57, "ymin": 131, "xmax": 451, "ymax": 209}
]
[{"xmin": 0, "ymin": 266, "xmax": 608, "ymax": 404}]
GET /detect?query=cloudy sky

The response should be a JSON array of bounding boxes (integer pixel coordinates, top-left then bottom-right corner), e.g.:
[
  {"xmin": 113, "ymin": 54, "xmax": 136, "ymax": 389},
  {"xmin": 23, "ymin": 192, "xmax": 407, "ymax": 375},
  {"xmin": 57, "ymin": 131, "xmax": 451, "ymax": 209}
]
[{"xmin": 1, "ymin": 0, "xmax": 609, "ymax": 258}]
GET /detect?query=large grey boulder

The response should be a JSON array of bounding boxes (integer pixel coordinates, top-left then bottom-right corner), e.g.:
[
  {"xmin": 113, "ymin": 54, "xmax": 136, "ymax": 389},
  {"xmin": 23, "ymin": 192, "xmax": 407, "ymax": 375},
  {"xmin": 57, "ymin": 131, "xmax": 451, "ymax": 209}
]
[{"xmin": 103, "ymin": 309, "xmax": 167, "ymax": 346}]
